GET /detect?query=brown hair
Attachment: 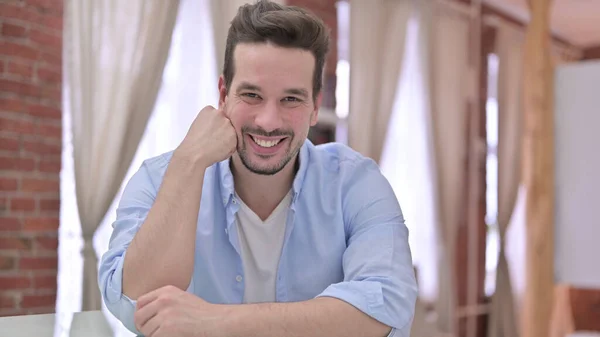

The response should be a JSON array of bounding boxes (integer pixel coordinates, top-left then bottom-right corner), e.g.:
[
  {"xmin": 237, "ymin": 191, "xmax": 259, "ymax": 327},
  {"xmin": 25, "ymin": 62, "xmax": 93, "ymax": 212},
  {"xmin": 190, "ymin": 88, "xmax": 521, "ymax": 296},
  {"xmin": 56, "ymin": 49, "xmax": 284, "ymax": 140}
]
[{"xmin": 223, "ymin": 0, "xmax": 330, "ymax": 100}]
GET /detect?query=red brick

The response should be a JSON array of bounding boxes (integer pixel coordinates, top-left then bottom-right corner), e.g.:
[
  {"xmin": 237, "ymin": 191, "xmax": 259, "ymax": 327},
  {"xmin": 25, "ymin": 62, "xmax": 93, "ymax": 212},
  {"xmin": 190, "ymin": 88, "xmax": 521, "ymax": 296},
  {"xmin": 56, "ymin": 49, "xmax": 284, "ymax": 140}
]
[
  {"xmin": 10, "ymin": 197, "xmax": 36, "ymax": 212},
  {"xmin": 0, "ymin": 308, "xmax": 23, "ymax": 316},
  {"xmin": 0, "ymin": 61, "xmax": 4, "ymax": 74},
  {"xmin": 0, "ymin": 197, "xmax": 7, "ymax": 212},
  {"xmin": 0, "ymin": 156, "xmax": 36, "ymax": 172},
  {"xmin": 0, "ymin": 294, "xmax": 17, "ymax": 309},
  {"xmin": 0, "ymin": 115, "xmax": 36, "ymax": 134},
  {"xmin": 0, "ymin": 97, "xmax": 27, "ymax": 112},
  {"xmin": 0, "ymin": 41, "xmax": 39, "ymax": 61},
  {"xmin": 0, "ymin": 256, "xmax": 17, "ymax": 270},
  {"xmin": 34, "ymin": 237, "xmax": 58, "ymax": 251},
  {"xmin": 0, "ymin": 178, "xmax": 18, "ymax": 191},
  {"xmin": 27, "ymin": 104, "xmax": 60, "ymax": 119},
  {"xmin": 21, "ymin": 294, "xmax": 56, "ymax": 309},
  {"xmin": 7, "ymin": 61, "xmax": 34, "ymax": 78},
  {"xmin": 42, "ymin": 86, "xmax": 61, "ymax": 100},
  {"xmin": 0, "ymin": 79, "xmax": 40, "ymax": 98},
  {"xmin": 0, "ymin": 4, "xmax": 43, "ymax": 23},
  {"xmin": 39, "ymin": 198, "xmax": 59, "ymax": 211},
  {"xmin": 1, "ymin": 22, "xmax": 27, "ymax": 38},
  {"xmin": 0, "ymin": 276, "xmax": 31, "ymax": 290},
  {"xmin": 38, "ymin": 158, "xmax": 60, "ymax": 174},
  {"xmin": 0, "ymin": 135, "xmax": 19, "ymax": 152},
  {"xmin": 21, "ymin": 178, "xmax": 59, "ymax": 192},
  {"xmin": 19, "ymin": 256, "xmax": 57, "ymax": 271},
  {"xmin": 23, "ymin": 217, "xmax": 58, "ymax": 232},
  {"xmin": 30, "ymin": 29, "xmax": 61, "ymax": 50},
  {"xmin": 0, "ymin": 237, "xmax": 32, "ymax": 250},
  {"xmin": 40, "ymin": 52, "xmax": 60, "ymax": 68},
  {"xmin": 40, "ymin": 15, "xmax": 62, "ymax": 31},
  {"xmin": 36, "ymin": 67, "xmax": 61, "ymax": 84},
  {"xmin": 35, "ymin": 123, "xmax": 61, "ymax": 139},
  {"xmin": 0, "ymin": 217, "xmax": 22, "ymax": 232},
  {"xmin": 22, "ymin": 138, "xmax": 61, "ymax": 155},
  {"xmin": 33, "ymin": 274, "xmax": 57, "ymax": 290}
]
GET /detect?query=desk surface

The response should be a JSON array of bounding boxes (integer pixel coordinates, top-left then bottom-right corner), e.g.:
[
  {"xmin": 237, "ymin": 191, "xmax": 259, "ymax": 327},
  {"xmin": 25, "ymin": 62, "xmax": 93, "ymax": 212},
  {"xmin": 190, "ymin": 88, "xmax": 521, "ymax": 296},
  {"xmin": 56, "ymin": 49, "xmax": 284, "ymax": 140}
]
[{"xmin": 0, "ymin": 311, "xmax": 115, "ymax": 337}]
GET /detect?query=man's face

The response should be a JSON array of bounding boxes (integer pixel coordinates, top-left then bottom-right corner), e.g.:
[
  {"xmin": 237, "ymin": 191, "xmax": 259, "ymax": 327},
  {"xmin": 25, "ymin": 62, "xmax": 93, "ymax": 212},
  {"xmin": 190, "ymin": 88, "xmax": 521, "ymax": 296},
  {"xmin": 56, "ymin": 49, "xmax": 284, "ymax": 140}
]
[{"xmin": 219, "ymin": 42, "xmax": 321, "ymax": 175}]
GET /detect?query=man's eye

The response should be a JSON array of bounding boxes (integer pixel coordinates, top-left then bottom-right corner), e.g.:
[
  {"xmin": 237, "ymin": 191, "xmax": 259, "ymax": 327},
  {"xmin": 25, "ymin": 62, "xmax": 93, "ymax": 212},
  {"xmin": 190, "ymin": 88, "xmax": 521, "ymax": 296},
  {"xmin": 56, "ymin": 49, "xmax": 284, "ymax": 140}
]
[
  {"xmin": 283, "ymin": 97, "xmax": 301, "ymax": 102},
  {"xmin": 242, "ymin": 93, "xmax": 260, "ymax": 99}
]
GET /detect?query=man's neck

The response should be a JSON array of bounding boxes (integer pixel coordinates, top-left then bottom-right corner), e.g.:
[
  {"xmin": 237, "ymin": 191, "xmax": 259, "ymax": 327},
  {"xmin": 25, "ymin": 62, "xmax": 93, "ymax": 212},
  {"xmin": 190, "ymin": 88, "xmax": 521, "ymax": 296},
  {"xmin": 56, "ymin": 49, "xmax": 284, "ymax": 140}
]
[{"xmin": 231, "ymin": 155, "xmax": 297, "ymax": 221}]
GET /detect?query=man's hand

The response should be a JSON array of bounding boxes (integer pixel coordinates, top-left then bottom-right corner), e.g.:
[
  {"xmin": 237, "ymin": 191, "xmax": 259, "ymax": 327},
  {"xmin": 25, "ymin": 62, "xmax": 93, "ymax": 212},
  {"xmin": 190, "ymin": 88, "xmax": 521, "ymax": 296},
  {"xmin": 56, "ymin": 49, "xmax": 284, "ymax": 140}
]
[
  {"xmin": 134, "ymin": 285, "xmax": 227, "ymax": 337},
  {"xmin": 176, "ymin": 105, "xmax": 237, "ymax": 167}
]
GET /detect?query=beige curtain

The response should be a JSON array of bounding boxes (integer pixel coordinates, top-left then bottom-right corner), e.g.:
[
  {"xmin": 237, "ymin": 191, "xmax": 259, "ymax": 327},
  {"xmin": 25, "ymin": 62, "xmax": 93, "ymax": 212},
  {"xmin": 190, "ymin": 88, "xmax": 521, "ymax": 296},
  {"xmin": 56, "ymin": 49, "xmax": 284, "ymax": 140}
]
[
  {"xmin": 211, "ymin": 0, "xmax": 285, "ymax": 75},
  {"xmin": 64, "ymin": 0, "xmax": 180, "ymax": 310},
  {"xmin": 347, "ymin": 0, "xmax": 412, "ymax": 162},
  {"xmin": 420, "ymin": 1, "xmax": 471, "ymax": 334},
  {"xmin": 487, "ymin": 21, "xmax": 524, "ymax": 337}
]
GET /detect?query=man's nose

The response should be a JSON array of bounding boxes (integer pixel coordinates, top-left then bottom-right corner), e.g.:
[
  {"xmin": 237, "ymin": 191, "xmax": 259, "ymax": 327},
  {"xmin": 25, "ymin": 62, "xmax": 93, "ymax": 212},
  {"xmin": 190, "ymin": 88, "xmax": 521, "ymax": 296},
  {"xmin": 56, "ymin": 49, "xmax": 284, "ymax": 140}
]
[{"xmin": 254, "ymin": 101, "xmax": 283, "ymax": 133}]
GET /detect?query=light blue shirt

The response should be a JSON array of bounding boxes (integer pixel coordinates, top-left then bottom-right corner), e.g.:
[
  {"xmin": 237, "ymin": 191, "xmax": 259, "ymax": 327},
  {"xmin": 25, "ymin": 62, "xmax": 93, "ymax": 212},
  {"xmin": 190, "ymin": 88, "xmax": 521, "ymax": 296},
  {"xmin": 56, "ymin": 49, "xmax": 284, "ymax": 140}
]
[{"xmin": 98, "ymin": 140, "xmax": 418, "ymax": 336}]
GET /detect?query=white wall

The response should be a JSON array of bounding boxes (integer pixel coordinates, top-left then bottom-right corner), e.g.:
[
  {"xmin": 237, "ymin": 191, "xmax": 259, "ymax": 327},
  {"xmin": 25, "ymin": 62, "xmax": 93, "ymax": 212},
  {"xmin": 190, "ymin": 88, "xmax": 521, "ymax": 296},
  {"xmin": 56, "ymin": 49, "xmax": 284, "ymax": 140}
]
[{"xmin": 554, "ymin": 60, "xmax": 600, "ymax": 288}]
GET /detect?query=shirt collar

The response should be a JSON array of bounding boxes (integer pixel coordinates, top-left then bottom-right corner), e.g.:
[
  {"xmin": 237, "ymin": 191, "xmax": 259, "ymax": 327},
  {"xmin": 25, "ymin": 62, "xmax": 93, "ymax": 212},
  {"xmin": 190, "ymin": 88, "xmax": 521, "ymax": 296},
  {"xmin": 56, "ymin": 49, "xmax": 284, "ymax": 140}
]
[{"xmin": 218, "ymin": 139, "xmax": 312, "ymax": 207}]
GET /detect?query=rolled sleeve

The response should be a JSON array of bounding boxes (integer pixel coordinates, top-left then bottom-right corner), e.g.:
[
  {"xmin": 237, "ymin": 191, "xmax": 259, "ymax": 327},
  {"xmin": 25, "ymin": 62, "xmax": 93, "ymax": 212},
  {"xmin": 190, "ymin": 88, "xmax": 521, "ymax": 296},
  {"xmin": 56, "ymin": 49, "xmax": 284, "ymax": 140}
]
[
  {"xmin": 98, "ymin": 161, "xmax": 157, "ymax": 335},
  {"xmin": 317, "ymin": 159, "xmax": 418, "ymax": 337}
]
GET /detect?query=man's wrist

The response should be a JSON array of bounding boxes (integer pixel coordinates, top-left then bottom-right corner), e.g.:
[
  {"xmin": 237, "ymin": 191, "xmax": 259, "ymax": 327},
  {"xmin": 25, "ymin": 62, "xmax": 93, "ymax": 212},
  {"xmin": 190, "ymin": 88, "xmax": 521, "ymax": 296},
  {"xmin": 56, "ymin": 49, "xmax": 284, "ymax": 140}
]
[{"xmin": 172, "ymin": 147, "xmax": 211, "ymax": 173}]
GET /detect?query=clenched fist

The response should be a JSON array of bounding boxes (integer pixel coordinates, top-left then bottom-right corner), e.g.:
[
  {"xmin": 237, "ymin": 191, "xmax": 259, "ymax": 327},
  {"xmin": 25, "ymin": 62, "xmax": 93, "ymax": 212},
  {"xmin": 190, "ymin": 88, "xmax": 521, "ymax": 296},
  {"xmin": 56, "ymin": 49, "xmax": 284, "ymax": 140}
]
[{"xmin": 175, "ymin": 105, "xmax": 237, "ymax": 168}]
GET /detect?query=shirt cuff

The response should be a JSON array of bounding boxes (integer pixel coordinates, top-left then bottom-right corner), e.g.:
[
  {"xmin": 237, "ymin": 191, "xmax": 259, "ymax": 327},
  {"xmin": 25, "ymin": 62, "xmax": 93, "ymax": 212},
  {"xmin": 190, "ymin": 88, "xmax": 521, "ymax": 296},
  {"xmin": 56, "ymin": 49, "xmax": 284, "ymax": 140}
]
[{"xmin": 99, "ymin": 251, "xmax": 140, "ymax": 335}]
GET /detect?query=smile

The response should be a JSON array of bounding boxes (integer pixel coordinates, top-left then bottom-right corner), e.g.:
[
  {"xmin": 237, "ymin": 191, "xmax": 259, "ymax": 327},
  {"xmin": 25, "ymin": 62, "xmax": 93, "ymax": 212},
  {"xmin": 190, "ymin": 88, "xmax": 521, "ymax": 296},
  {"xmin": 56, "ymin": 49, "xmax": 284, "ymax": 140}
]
[{"xmin": 251, "ymin": 136, "xmax": 282, "ymax": 148}]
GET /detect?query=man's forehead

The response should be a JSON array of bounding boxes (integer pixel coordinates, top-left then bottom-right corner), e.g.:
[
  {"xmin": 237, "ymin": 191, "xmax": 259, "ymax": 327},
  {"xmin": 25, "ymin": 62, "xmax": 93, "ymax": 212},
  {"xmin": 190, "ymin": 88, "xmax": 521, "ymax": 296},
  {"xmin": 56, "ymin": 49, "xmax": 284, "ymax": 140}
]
[{"xmin": 231, "ymin": 43, "xmax": 314, "ymax": 90}]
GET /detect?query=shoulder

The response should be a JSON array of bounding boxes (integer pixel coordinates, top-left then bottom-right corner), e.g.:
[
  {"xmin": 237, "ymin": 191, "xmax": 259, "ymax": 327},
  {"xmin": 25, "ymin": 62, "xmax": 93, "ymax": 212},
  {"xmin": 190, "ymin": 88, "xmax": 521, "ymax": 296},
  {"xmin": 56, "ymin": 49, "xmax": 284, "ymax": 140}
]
[{"xmin": 306, "ymin": 141, "xmax": 384, "ymax": 180}]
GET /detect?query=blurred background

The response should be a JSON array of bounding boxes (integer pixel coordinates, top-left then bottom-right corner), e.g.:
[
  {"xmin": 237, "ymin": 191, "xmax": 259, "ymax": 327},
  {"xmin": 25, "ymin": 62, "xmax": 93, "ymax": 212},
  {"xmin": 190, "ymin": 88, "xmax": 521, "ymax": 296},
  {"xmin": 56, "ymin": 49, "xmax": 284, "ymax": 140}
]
[{"xmin": 0, "ymin": 0, "xmax": 599, "ymax": 336}]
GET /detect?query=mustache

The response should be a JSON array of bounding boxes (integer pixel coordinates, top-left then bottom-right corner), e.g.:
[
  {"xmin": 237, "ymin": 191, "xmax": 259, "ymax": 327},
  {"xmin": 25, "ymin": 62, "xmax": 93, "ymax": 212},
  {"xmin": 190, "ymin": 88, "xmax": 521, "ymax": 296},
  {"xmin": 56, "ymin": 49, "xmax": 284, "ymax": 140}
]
[{"xmin": 242, "ymin": 126, "xmax": 293, "ymax": 138}]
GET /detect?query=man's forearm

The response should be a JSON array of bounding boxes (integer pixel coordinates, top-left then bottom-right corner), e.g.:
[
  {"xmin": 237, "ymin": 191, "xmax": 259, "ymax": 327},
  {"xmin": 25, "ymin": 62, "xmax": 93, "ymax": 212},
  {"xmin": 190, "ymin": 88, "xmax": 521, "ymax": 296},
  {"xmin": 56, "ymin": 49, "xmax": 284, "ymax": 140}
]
[
  {"xmin": 123, "ymin": 152, "xmax": 207, "ymax": 300},
  {"xmin": 223, "ymin": 297, "xmax": 391, "ymax": 337}
]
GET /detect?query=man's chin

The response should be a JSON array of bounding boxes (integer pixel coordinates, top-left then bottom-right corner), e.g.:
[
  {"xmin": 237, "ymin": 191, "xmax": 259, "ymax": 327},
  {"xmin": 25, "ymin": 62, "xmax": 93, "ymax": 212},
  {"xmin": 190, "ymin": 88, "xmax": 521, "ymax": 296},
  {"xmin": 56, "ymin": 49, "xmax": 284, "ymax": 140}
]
[{"xmin": 242, "ymin": 157, "xmax": 285, "ymax": 176}]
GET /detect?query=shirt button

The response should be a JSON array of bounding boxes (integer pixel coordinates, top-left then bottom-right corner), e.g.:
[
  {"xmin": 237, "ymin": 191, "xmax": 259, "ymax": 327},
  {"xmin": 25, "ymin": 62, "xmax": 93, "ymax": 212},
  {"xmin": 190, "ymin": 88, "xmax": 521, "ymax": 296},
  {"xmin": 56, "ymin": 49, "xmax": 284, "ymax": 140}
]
[
  {"xmin": 232, "ymin": 199, "xmax": 237, "ymax": 204},
  {"xmin": 236, "ymin": 275, "xmax": 243, "ymax": 282}
]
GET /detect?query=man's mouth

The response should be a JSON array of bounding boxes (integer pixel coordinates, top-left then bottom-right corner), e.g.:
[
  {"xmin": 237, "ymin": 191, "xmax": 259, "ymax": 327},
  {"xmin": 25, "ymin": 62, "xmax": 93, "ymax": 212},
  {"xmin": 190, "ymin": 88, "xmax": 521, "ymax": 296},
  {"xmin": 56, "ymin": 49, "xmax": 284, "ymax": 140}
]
[{"xmin": 250, "ymin": 135, "xmax": 286, "ymax": 148}]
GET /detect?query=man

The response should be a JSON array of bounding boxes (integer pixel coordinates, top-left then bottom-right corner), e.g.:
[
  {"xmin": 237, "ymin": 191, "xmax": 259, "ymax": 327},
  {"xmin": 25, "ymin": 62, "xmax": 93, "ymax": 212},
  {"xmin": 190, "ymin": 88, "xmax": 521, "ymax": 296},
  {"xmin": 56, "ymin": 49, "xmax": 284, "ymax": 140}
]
[{"xmin": 98, "ymin": 1, "xmax": 417, "ymax": 336}]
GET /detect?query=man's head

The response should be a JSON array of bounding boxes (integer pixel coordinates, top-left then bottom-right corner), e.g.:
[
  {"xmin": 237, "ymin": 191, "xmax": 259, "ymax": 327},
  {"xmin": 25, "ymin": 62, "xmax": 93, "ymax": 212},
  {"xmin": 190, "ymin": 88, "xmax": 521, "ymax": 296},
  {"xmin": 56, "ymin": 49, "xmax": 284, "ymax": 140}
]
[{"xmin": 218, "ymin": 0, "xmax": 330, "ymax": 176}]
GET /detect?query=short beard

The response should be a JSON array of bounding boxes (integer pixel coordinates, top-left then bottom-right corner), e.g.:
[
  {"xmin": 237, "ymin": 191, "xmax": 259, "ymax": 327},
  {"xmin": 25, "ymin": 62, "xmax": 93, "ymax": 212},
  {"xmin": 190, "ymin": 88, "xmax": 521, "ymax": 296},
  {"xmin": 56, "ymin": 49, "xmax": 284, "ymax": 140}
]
[{"xmin": 237, "ymin": 126, "xmax": 298, "ymax": 175}]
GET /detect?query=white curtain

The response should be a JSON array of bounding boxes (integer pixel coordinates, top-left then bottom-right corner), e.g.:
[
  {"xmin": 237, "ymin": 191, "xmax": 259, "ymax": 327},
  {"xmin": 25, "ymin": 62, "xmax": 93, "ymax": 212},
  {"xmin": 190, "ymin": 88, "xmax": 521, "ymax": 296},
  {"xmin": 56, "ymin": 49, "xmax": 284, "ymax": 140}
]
[
  {"xmin": 380, "ymin": 15, "xmax": 438, "ymax": 303},
  {"xmin": 63, "ymin": 0, "xmax": 180, "ymax": 311},
  {"xmin": 420, "ymin": 1, "xmax": 472, "ymax": 334},
  {"xmin": 59, "ymin": 0, "xmax": 218, "ymax": 336},
  {"xmin": 487, "ymin": 21, "xmax": 524, "ymax": 337},
  {"xmin": 347, "ymin": 0, "xmax": 412, "ymax": 162}
]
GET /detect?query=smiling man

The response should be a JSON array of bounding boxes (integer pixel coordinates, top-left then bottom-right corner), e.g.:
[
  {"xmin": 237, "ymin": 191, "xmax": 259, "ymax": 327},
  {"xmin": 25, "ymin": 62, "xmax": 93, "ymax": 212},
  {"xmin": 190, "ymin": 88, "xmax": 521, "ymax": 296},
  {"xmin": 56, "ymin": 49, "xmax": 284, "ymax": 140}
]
[{"xmin": 98, "ymin": 1, "xmax": 417, "ymax": 336}]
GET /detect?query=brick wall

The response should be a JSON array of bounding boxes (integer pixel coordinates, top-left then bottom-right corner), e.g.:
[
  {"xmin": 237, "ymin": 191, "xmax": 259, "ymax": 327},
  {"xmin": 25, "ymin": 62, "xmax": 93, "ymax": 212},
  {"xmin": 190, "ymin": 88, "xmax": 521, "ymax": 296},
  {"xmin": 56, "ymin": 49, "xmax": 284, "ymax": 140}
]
[{"xmin": 0, "ymin": 0, "xmax": 63, "ymax": 316}]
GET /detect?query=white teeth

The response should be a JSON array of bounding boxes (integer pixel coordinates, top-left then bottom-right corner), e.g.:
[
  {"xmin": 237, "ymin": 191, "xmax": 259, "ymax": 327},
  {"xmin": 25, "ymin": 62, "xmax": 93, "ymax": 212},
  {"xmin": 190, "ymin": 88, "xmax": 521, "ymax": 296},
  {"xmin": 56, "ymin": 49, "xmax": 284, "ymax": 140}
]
[{"xmin": 252, "ymin": 136, "xmax": 281, "ymax": 148}]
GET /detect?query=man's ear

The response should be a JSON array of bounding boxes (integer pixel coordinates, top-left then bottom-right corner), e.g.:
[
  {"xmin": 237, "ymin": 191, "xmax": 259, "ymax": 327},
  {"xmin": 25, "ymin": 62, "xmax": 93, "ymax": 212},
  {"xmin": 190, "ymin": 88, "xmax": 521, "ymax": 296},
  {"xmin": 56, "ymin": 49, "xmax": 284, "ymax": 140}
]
[
  {"xmin": 218, "ymin": 75, "xmax": 227, "ymax": 109},
  {"xmin": 310, "ymin": 91, "xmax": 323, "ymax": 126}
]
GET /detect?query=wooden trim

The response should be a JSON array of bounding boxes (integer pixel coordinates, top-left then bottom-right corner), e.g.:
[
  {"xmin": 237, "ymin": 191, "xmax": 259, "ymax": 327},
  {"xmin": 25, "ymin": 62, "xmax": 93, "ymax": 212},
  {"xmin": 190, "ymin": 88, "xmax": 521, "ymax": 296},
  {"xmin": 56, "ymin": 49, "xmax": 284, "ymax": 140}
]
[
  {"xmin": 583, "ymin": 45, "xmax": 600, "ymax": 60},
  {"xmin": 521, "ymin": 0, "xmax": 555, "ymax": 336}
]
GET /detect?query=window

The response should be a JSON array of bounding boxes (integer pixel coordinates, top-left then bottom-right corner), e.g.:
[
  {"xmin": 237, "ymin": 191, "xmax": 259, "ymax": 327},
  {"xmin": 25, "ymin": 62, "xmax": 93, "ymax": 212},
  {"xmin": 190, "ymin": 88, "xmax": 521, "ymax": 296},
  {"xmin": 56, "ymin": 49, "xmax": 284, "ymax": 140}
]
[{"xmin": 484, "ymin": 53, "xmax": 499, "ymax": 297}]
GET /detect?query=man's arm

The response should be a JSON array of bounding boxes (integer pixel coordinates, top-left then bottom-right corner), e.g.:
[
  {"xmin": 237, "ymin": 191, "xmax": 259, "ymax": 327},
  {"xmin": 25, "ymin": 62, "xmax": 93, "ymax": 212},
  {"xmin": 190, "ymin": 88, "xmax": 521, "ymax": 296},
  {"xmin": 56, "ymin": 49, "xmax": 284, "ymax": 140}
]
[
  {"xmin": 225, "ymin": 297, "xmax": 391, "ymax": 337},
  {"xmin": 98, "ymin": 106, "xmax": 237, "ymax": 333},
  {"xmin": 122, "ymin": 152, "xmax": 207, "ymax": 299},
  {"xmin": 134, "ymin": 286, "xmax": 392, "ymax": 337}
]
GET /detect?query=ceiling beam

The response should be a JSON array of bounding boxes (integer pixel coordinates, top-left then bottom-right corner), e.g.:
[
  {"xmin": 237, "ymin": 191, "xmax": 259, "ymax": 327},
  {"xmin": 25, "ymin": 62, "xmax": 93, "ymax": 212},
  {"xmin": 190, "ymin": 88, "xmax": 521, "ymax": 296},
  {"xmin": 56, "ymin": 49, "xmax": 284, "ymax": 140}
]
[{"xmin": 583, "ymin": 45, "xmax": 600, "ymax": 60}]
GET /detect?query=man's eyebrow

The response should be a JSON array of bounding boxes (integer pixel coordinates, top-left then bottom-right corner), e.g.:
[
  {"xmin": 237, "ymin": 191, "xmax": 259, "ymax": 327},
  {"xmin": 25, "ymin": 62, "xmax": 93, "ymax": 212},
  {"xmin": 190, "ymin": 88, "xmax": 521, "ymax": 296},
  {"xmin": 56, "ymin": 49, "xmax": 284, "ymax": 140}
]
[
  {"xmin": 284, "ymin": 88, "xmax": 309, "ymax": 99},
  {"xmin": 236, "ymin": 82, "xmax": 262, "ymax": 93}
]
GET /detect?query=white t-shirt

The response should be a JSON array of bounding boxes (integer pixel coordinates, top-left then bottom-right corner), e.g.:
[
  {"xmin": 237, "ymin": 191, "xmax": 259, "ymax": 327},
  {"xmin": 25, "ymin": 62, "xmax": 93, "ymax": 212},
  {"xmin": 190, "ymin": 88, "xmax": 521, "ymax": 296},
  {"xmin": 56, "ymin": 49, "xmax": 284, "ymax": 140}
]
[{"xmin": 235, "ymin": 190, "xmax": 292, "ymax": 303}]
